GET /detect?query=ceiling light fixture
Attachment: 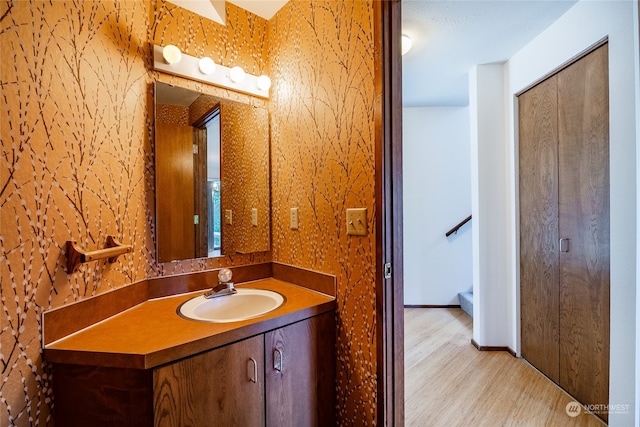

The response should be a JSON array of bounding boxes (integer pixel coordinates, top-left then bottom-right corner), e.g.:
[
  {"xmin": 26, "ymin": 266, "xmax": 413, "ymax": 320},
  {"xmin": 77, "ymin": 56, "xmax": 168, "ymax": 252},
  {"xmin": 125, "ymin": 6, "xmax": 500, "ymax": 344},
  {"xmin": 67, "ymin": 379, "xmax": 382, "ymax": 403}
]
[{"xmin": 401, "ymin": 34, "xmax": 412, "ymax": 56}]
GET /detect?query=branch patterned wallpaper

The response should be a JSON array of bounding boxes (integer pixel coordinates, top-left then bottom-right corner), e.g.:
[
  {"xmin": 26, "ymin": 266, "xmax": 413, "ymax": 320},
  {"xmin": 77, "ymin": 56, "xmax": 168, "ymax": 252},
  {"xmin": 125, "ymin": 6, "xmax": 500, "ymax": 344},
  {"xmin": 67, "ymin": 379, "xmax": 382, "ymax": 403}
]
[
  {"xmin": 219, "ymin": 101, "xmax": 270, "ymax": 255},
  {"xmin": 268, "ymin": 2, "xmax": 378, "ymax": 424},
  {"xmin": 0, "ymin": 0, "xmax": 379, "ymax": 425}
]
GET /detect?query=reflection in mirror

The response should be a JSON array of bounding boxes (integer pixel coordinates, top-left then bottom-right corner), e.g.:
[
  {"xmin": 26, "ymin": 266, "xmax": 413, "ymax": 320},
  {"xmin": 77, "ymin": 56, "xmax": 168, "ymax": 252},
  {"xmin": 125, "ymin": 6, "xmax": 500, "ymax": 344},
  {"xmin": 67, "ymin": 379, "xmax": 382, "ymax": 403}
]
[{"xmin": 154, "ymin": 82, "xmax": 270, "ymax": 262}]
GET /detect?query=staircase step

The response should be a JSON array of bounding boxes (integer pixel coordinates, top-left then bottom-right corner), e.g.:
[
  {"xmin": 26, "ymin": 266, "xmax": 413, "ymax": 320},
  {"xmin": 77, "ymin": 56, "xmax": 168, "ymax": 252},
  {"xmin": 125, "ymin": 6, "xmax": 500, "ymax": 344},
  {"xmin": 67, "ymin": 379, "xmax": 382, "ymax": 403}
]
[{"xmin": 458, "ymin": 291, "xmax": 473, "ymax": 318}]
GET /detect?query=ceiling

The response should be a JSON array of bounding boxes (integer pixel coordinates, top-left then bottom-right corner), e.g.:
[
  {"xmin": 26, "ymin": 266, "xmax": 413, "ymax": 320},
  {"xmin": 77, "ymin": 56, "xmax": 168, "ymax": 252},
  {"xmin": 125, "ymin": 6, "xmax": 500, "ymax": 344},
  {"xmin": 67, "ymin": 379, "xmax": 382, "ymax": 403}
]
[
  {"xmin": 229, "ymin": 0, "xmax": 289, "ymax": 19},
  {"xmin": 401, "ymin": 0, "xmax": 578, "ymax": 107},
  {"xmin": 168, "ymin": 0, "xmax": 288, "ymax": 25},
  {"xmin": 155, "ymin": 82, "xmax": 201, "ymax": 106}
]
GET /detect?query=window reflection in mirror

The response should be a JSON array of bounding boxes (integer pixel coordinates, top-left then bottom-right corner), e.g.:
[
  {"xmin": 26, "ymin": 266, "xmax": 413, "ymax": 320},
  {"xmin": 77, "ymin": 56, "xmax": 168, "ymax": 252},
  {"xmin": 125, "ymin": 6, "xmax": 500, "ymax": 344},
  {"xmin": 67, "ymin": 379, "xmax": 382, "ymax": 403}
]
[
  {"xmin": 194, "ymin": 105, "xmax": 221, "ymax": 257},
  {"xmin": 154, "ymin": 82, "xmax": 270, "ymax": 262}
]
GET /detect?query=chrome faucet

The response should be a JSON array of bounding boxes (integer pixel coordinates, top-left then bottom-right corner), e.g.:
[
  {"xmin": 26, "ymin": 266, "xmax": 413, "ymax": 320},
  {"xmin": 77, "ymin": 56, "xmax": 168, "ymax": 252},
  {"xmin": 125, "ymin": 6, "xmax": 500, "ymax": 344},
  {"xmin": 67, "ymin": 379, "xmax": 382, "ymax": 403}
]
[{"xmin": 204, "ymin": 268, "xmax": 237, "ymax": 299}]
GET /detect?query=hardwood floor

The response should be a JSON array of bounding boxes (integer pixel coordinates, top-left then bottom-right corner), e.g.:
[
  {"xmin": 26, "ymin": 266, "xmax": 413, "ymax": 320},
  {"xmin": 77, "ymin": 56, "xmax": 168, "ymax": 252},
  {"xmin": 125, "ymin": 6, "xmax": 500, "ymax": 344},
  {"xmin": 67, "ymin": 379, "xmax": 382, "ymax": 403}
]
[{"xmin": 404, "ymin": 308, "xmax": 606, "ymax": 426}]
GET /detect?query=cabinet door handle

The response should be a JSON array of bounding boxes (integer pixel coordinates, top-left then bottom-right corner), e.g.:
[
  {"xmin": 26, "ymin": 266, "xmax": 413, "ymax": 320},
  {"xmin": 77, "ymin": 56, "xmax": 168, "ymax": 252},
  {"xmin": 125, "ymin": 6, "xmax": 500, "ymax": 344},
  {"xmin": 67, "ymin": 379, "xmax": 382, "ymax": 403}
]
[
  {"xmin": 273, "ymin": 348, "xmax": 283, "ymax": 372},
  {"xmin": 560, "ymin": 238, "xmax": 570, "ymax": 253},
  {"xmin": 248, "ymin": 357, "xmax": 257, "ymax": 383}
]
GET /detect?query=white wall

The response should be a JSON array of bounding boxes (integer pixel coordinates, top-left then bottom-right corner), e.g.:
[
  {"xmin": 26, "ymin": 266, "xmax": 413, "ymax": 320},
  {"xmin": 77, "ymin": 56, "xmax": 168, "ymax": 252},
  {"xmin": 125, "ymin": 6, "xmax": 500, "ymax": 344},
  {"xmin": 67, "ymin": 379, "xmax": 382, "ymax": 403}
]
[
  {"xmin": 469, "ymin": 64, "xmax": 511, "ymax": 348},
  {"xmin": 635, "ymin": 1, "xmax": 640, "ymax": 422},
  {"xmin": 403, "ymin": 107, "xmax": 472, "ymax": 306},
  {"xmin": 505, "ymin": 1, "xmax": 638, "ymax": 425}
]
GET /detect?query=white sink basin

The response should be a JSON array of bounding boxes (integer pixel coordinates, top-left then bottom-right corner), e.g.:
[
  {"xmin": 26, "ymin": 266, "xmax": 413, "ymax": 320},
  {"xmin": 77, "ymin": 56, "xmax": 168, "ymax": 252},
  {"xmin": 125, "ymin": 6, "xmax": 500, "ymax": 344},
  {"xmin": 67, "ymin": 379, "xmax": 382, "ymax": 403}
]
[{"xmin": 179, "ymin": 288, "xmax": 285, "ymax": 323}]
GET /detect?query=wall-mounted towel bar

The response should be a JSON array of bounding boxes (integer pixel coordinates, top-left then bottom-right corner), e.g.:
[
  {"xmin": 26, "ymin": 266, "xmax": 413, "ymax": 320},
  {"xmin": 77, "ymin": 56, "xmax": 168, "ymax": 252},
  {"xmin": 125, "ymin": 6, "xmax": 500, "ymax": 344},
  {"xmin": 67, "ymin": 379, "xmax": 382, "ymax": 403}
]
[{"xmin": 66, "ymin": 236, "xmax": 132, "ymax": 273}]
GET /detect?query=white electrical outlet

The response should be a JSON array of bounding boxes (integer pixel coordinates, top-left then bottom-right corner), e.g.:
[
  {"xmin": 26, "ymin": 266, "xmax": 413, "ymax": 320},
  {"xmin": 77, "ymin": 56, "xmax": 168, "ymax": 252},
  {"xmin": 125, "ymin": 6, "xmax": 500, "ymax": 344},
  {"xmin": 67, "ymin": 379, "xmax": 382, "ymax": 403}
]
[{"xmin": 251, "ymin": 208, "xmax": 258, "ymax": 226}]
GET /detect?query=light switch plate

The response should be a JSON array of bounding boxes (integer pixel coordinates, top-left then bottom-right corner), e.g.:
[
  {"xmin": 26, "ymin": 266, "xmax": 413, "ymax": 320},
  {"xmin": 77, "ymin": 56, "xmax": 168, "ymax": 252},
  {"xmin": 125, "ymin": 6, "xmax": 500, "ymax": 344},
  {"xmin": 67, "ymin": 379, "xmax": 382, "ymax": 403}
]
[
  {"xmin": 290, "ymin": 207, "xmax": 299, "ymax": 229},
  {"xmin": 251, "ymin": 208, "xmax": 258, "ymax": 227},
  {"xmin": 225, "ymin": 209, "xmax": 233, "ymax": 225},
  {"xmin": 346, "ymin": 208, "xmax": 367, "ymax": 236}
]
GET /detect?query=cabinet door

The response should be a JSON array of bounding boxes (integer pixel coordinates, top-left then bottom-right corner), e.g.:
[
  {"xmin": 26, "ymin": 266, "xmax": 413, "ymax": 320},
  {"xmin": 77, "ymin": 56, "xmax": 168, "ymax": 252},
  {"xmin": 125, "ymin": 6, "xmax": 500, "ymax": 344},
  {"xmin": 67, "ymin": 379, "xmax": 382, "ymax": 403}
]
[
  {"xmin": 154, "ymin": 334, "xmax": 265, "ymax": 427},
  {"xmin": 265, "ymin": 312, "xmax": 336, "ymax": 427}
]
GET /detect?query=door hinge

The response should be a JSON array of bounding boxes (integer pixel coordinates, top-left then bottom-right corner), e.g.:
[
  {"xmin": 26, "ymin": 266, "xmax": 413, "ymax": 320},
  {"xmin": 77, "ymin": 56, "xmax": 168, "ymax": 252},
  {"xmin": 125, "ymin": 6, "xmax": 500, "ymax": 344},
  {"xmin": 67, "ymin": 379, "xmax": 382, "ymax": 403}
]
[
  {"xmin": 193, "ymin": 144, "xmax": 199, "ymax": 154},
  {"xmin": 194, "ymin": 214, "xmax": 199, "ymax": 225},
  {"xmin": 384, "ymin": 262, "xmax": 392, "ymax": 279}
]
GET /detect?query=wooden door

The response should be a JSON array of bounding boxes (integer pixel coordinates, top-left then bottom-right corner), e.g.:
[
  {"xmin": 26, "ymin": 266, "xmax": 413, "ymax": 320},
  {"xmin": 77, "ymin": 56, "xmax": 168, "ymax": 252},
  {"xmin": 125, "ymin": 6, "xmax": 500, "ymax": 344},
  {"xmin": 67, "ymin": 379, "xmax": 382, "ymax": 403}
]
[
  {"xmin": 519, "ymin": 42, "xmax": 610, "ymax": 419},
  {"xmin": 377, "ymin": 1, "xmax": 405, "ymax": 425},
  {"xmin": 557, "ymin": 43, "xmax": 609, "ymax": 414},
  {"xmin": 265, "ymin": 313, "xmax": 336, "ymax": 427},
  {"xmin": 155, "ymin": 123, "xmax": 195, "ymax": 262},
  {"xmin": 518, "ymin": 75, "xmax": 561, "ymax": 383},
  {"xmin": 153, "ymin": 335, "xmax": 265, "ymax": 427}
]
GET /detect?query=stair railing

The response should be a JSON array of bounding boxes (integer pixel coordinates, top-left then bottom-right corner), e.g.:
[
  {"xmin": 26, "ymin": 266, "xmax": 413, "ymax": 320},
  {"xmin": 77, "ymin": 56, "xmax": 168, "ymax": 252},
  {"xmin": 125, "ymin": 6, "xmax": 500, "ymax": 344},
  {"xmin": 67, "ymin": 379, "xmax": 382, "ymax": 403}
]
[{"xmin": 445, "ymin": 215, "xmax": 472, "ymax": 237}]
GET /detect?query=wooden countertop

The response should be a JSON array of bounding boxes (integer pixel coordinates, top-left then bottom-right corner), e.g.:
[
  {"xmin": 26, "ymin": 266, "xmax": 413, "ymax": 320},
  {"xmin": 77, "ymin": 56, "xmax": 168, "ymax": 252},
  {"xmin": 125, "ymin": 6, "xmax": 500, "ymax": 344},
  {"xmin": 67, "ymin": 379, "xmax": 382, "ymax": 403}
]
[{"xmin": 43, "ymin": 278, "xmax": 335, "ymax": 370}]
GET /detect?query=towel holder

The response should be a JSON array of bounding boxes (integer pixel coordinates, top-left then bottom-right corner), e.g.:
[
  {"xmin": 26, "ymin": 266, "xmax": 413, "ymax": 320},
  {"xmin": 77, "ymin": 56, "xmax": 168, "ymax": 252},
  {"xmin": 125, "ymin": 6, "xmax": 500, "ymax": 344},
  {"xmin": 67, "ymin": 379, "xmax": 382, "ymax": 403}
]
[{"xmin": 66, "ymin": 236, "xmax": 132, "ymax": 273}]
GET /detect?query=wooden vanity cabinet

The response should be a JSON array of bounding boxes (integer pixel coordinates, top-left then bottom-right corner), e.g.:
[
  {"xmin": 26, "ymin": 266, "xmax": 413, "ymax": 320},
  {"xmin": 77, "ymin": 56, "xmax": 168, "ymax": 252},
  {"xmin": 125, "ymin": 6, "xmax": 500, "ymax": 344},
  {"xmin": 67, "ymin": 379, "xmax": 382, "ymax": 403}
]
[
  {"xmin": 154, "ymin": 334, "xmax": 265, "ymax": 426},
  {"xmin": 154, "ymin": 312, "xmax": 336, "ymax": 427},
  {"xmin": 266, "ymin": 311, "xmax": 336, "ymax": 426},
  {"xmin": 52, "ymin": 363, "xmax": 154, "ymax": 427},
  {"xmin": 51, "ymin": 312, "xmax": 335, "ymax": 427}
]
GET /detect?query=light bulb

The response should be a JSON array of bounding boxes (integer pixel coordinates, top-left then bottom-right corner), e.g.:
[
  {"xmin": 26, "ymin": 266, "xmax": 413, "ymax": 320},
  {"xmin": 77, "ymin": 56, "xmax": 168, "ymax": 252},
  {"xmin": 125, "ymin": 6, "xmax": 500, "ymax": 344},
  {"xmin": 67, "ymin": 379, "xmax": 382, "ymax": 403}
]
[
  {"xmin": 199, "ymin": 57, "xmax": 216, "ymax": 75},
  {"xmin": 162, "ymin": 44, "xmax": 182, "ymax": 64},
  {"xmin": 229, "ymin": 66, "xmax": 246, "ymax": 83},
  {"xmin": 256, "ymin": 75, "xmax": 272, "ymax": 91},
  {"xmin": 401, "ymin": 34, "xmax": 412, "ymax": 56}
]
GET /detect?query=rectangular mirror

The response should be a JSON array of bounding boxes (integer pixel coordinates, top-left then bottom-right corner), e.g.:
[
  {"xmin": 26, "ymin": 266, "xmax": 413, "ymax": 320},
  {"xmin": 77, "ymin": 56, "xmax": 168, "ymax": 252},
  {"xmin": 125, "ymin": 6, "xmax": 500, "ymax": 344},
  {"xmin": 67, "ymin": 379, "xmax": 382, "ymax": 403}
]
[{"xmin": 154, "ymin": 82, "xmax": 270, "ymax": 262}]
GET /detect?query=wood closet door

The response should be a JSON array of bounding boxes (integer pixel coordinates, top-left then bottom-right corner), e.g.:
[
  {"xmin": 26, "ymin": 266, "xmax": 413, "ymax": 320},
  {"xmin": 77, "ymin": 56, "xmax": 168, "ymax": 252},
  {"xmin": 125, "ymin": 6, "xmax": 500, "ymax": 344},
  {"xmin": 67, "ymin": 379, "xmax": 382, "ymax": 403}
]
[
  {"xmin": 519, "ymin": 75, "xmax": 560, "ymax": 383},
  {"xmin": 557, "ymin": 43, "xmax": 609, "ymax": 412},
  {"xmin": 519, "ymin": 42, "xmax": 610, "ymax": 418}
]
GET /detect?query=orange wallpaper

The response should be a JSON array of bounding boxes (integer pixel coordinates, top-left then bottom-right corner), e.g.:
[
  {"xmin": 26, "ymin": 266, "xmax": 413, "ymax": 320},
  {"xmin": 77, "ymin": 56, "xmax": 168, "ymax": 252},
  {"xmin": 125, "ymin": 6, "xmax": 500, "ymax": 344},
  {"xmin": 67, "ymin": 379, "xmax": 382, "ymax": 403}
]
[
  {"xmin": 156, "ymin": 104, "xmax": 189, "ymax": 125},
  {"xmin": 0, "ymin": 1, "xmax": 269, "ymax": 425},
  {"xmin": 220, "ymin": 101, "xmax": 270, "ymax": 255},
  {"xmin": 188, "ymin": 94, "xmax": 219, "ymax": 124},
  {"xmin": 268, "ymin": 1, "xmax": 378, "ymax": 424},
  {"xmin": 1, "ymin": 0, "xmax": 379, "ymax": 425}
]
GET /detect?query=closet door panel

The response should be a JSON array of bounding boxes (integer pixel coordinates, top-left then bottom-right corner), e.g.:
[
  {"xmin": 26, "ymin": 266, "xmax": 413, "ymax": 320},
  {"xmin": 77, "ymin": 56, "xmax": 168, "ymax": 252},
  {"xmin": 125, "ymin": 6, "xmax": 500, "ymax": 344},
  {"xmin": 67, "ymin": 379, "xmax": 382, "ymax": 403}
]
[
  {"xmin": 518, "ymin": 75, "xmax": 560, "ymax": 383},
  {"xmin": 557, "ymin": 43, "xmax": 609, "ymax": 413}
]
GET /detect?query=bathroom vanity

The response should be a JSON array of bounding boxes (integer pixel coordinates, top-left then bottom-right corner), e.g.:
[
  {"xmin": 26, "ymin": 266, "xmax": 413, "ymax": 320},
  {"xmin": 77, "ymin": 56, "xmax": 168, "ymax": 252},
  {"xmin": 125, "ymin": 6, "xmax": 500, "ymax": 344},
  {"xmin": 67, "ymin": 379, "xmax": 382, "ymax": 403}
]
[{"xmin": 43, "ymin": 269, "xmax": 336, "ymax": 427}]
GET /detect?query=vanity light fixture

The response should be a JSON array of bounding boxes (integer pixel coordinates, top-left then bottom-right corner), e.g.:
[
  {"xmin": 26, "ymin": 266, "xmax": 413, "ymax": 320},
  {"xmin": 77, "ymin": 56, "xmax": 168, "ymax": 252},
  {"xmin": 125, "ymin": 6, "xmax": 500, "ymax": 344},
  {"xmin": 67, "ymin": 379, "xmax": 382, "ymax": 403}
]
[
  {"xmin": 198, "ymin": 57, "xmax": 216, "ymax": 75},
  {"xmin": 401, "ymin": 34, "xmax": 412, "ymax": 56},
  {"xmin": 229, "ymin": 66, "xmax": 246, "ymax": 83},
  {"xmin": 153, "ymin": 45, "xmax": 271, "ymax": 99},
  {"xmin": 162, "ymin": 44, "xmax": 182, "ymax": 64},
  {"xmin": 256, "ymin": 75, "xmax": 272, "ymax": 91}
]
